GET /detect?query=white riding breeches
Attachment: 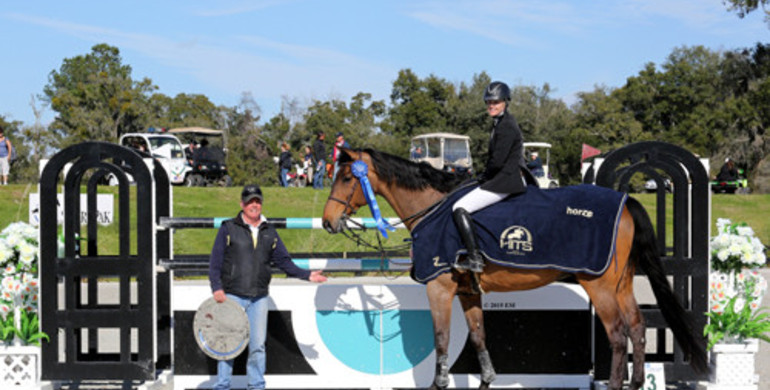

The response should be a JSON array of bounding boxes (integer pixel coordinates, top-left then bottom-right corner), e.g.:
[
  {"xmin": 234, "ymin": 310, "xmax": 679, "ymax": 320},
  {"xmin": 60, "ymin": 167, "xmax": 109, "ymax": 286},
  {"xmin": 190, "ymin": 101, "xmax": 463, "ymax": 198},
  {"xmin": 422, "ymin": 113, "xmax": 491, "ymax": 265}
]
[{"xmin": 452, "ymin": 187, "xmax": 509, "ymax": 214}]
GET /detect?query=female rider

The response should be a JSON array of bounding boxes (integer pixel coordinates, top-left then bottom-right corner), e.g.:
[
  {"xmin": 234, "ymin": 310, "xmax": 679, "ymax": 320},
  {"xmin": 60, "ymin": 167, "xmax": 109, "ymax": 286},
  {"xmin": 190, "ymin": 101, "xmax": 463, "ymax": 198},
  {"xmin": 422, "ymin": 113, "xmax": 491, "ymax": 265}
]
[{"xmin": 451, "ymin": 81, "xmax": 534, "ymax": 272}]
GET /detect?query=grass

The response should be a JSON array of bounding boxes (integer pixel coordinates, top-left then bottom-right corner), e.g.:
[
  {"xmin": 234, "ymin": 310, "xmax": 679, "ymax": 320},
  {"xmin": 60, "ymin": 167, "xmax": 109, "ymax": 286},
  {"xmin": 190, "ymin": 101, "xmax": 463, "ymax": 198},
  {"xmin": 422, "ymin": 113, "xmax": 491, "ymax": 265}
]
[{"xmin": 2, "ymin": 183, "xmax": 768, "ymax": 258}]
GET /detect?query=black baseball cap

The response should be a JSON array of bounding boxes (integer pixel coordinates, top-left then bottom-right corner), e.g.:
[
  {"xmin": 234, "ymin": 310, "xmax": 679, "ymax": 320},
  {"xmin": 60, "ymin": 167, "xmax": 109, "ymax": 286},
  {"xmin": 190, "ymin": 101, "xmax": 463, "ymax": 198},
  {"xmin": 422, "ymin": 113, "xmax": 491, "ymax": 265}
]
[
  {"xmin": 335, "ymin": 131, "xmax": 344, "ymax": 137},
  {"xmin": 241, "ymin": 184, "xmax": 263, "ymax": 203}
]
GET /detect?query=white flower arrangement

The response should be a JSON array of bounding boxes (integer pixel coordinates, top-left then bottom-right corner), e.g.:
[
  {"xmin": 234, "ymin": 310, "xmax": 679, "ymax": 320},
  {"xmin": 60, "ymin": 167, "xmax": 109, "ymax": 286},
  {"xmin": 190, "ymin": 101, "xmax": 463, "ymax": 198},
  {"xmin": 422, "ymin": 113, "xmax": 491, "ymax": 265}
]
[
  {"xmin": 710, "ymin": 218, "xmax": 767, "ymax": 273},
  {"xmin": 706, "ymin": 218, "xmax": 770, "ymax": 348},
  {"xmin": 0, "ymin": 221, "xmax": 41, "ymax": 331}
]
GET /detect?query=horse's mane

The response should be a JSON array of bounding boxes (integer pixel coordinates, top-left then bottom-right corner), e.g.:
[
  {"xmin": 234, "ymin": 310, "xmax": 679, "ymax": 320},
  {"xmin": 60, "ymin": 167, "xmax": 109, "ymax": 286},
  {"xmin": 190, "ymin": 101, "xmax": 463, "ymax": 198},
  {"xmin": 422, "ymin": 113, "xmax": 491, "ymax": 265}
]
[{"xmin": 340, "ymin": 148, "xmax": 467, "ymax": 193}]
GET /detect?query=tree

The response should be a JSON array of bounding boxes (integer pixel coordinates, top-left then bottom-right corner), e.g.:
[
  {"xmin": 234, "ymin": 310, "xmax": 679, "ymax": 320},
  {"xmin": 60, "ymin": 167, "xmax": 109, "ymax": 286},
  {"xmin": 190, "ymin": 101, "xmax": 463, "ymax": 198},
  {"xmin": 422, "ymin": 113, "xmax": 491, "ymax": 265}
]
[
  {"xmin": 724, "ymin": 0, "xmax": 770, "ymax": 25},
  {"xmin": 144, "ymin": 93, "xmax": 222, "ymax": 130},
  {"xmin": 42, "ymin": 44, "xmax": 156, "ymax": 145},
  {"xmin": 16, "ymin": 96, "xmax": 64, "ymax": 182},
  {"xmin": 388, "ymin": 69, "xmax": 455, "ymax": 140},
  {"xmin": 224, "ymin": 94, "xmax": 273, "ymax": 186}
]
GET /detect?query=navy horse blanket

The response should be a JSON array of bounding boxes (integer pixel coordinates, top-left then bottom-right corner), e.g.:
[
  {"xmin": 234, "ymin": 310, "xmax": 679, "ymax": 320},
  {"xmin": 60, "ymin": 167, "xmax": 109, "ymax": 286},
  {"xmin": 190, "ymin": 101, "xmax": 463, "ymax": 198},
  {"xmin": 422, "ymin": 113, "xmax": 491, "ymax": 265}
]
[{"xmin": 410, "ymin": 183, "xmax": 628, "ymax": 283}]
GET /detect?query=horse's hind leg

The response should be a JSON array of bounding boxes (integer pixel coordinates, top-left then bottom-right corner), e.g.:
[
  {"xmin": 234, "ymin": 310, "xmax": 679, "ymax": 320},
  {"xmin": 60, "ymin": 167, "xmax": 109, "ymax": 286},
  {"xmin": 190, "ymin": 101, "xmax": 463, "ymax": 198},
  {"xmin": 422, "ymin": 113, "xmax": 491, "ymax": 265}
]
[
  {"xmin": 624, "ymin": 301, "xmax": 646, "ymax": 390},
  {"xmin": 458, "ymin": 293, "xmax": 496, "ymax": 389},
  {"xmin": 580, "ymin": 282, "xmax": 628, "ymax": 390},
  {"xmin": 618, "ymin": 281, "xmax": 646, "ymax": 389}
]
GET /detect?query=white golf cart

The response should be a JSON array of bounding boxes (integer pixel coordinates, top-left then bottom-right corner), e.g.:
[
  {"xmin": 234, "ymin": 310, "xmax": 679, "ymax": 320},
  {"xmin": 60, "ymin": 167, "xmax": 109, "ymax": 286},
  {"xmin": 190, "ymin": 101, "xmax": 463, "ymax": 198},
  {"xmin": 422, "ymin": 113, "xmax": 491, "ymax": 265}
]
[
  {"xmin": 410, "ymin": 132, "xmax": 474, "ymax": 175},
  {"xmin": 523, "ymin": 142, "xmax": 559, "ymax": 188},
  {"xmin": 118, "ymin": 132, "xmax": 192, "ymax": 185}
]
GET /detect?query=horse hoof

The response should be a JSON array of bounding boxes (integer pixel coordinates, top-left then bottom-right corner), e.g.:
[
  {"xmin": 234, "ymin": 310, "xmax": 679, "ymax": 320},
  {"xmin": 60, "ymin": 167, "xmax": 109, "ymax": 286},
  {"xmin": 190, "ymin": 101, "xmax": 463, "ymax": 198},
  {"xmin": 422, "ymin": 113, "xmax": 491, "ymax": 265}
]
[
  {"xmin": 479, "ymin": 380, "xmax": 491, "ymax": 390},
  {"xmin": 428, "ymin": 382, "xmax": 447, "ymax": 390}
]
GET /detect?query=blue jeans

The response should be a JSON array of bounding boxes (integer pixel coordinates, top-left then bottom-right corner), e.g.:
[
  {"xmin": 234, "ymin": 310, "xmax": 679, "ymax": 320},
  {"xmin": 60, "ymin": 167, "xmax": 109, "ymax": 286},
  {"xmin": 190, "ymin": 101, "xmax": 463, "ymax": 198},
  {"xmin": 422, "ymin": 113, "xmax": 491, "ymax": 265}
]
[
  {"xmin": 279, "ymin": 168, "xmax": 289, "ymax": 187},
  {"xmin": 313, "ymin": 160, "xmax": 326, "ymax": 189},
  {"xmin": 215, "ymin": 294, "xmax": 268, "ymax": 390}
]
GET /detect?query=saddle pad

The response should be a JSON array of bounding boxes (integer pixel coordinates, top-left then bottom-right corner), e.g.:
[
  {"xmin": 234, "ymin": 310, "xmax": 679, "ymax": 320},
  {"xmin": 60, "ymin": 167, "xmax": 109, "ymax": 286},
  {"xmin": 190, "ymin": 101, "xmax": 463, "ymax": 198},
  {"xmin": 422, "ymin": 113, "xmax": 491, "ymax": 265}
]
[{"xmin": 410, "ymin": 184, "xmax": 628, "ymax": 283}]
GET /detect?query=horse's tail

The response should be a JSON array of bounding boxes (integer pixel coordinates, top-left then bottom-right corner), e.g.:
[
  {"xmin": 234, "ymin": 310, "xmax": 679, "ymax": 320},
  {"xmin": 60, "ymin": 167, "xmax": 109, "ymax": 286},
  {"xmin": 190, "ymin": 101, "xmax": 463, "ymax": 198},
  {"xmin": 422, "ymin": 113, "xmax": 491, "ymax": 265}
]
[{"xmin": 626, "ymin": 196, "xmax": 709, "ymax": 374}]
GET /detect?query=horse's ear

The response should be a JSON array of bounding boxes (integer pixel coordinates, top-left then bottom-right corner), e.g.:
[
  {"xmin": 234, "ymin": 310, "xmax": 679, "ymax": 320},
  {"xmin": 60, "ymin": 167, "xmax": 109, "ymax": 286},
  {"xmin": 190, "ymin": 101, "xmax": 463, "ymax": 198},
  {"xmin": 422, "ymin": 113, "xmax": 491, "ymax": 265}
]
[{"xmin": 339, "ymin": 148, "xmax": 354, "ymax": 164}]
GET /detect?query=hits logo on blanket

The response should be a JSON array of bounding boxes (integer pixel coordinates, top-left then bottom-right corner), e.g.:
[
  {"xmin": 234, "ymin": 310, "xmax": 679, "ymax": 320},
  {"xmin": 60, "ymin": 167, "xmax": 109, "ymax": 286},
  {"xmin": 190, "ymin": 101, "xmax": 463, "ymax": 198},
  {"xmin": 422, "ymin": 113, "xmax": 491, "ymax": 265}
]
[{"xmin": 499, "ymin": 225, "xmax": 534, "ymax": 255}]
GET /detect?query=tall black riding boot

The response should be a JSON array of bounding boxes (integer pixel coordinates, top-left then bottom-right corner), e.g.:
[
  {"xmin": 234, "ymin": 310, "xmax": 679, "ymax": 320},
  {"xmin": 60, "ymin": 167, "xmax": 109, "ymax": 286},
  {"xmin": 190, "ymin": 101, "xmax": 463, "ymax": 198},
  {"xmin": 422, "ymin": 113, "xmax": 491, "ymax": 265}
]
[{"xmin": 452, "ymin": 208, "xmax": 484, "ymax": 273}]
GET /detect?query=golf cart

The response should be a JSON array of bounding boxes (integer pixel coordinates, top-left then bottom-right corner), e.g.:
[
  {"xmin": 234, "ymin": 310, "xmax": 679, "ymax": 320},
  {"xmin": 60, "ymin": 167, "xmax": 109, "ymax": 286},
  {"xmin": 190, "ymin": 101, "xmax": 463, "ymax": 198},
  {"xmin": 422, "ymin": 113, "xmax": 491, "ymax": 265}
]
[
  {"xmin": 168, "ymin": 127, "xmax": 232, "ymax": 187},
  {"xmin": 118, "ymin": 132, "xmax": 191, "ymax": 185},
  {"xmin": 523, "ymin": 142, "xmax": 559, "ymax": 189},
  {"xmin": 410, "ymin": 133, "xmax": 473, "ymax": 175}
]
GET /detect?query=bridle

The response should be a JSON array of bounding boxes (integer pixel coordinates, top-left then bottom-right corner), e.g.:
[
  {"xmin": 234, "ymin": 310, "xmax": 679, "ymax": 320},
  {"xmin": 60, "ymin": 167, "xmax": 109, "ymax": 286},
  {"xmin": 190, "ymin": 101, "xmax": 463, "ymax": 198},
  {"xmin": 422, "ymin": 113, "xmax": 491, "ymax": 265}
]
[{"xmin": 326, "ymin": 155, "xmax": 441, "ymax": 251}]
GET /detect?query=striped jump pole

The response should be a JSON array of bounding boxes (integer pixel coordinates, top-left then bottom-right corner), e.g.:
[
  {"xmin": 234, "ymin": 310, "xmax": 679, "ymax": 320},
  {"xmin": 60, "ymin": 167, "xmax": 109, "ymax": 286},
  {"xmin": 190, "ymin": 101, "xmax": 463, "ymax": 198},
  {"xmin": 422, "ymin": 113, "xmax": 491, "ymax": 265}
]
[
  {"xmin": 160, "ymin": 254, "xmax": 412, "ymax": 272},
  {"xmin": 157, "ymin": 216, "xmax": 406, "ymax": 230}
]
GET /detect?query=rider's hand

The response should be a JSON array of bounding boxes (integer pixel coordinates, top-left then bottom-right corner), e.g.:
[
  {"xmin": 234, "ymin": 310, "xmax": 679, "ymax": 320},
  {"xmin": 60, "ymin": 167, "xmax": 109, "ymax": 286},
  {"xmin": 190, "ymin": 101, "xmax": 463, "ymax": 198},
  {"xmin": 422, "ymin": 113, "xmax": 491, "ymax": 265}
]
[{"xmin": 213, "ymin": 289, "xmax": 227, "ymax": 303}]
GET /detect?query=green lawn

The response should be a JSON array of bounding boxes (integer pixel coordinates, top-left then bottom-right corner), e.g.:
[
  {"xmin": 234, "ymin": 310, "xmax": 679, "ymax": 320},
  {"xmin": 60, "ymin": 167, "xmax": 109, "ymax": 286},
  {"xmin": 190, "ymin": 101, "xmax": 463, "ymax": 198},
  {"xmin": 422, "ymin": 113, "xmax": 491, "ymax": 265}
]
[{"xmin": 2, "ymin": 184, "xmax": 767, "ymax": 257}]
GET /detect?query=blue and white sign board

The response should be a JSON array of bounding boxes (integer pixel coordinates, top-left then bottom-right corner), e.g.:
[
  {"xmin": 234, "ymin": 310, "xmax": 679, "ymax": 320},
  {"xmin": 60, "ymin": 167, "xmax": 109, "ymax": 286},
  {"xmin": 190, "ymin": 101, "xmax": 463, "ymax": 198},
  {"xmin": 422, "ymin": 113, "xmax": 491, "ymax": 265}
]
[
  {"xmin": 28, "ymin": 193, "xmax": 114, "ymax": 227},
  {"xmin": 172, "ymin": 280, "xmax": 591, "ymax": 390}
]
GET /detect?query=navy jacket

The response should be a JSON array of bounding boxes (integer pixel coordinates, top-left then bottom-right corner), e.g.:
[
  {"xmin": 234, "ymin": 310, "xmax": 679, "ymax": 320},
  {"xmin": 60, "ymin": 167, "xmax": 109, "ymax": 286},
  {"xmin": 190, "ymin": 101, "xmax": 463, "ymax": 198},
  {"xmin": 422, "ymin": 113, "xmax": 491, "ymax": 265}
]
[
  {"xmin": 313, "ymin": 139, "xmax": 326, "ymax": 163},
  {"xmin": 209, "ymin": 212, "xmax": 310, "ymax": 298},
  {"xmin": 480, "ymin": 111, "xmax": 532, "ymax": 193}
]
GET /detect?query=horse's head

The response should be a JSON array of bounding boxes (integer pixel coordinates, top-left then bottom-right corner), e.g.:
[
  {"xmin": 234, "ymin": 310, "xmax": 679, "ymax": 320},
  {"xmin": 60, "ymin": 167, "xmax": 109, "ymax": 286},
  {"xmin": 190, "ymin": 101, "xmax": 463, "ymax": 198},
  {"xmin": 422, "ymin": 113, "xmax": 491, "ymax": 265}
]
[{"xmin": 322, "ymin": 148, "xmax": 381, "ymax": 233}]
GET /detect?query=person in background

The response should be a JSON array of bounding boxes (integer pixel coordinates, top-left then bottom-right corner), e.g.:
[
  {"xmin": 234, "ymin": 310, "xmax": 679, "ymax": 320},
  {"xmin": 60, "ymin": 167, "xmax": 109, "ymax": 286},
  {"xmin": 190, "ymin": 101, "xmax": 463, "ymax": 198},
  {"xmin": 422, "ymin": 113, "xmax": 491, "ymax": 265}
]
[
  {"xmin": 209, "ymin": 184, "xmax": 327, "ymax": 390},
  {"xmin": 716, "ymin": 157, "xmax": 738, "ymax": 181},
  {"xmin": 312, "ymin": 132, "xmax": 327, "ymax": 190},
  {"xmin": 303, "ymin": 145, "xmax": 314, "ymax": 187},
  {"xmin": 451, "ymin": 81, "xmax": 534, "ymax": 273},
  {"xmin": 185, "ymin": 139, "xmax": 197, "ymax": 166},
  {"xmin": 526, "ymin": 151, "xmax": 544, "ymax": 177},
  {"xmin": 0, "ymin": 127, "xmax": 13, "ymax": 185},
  {"xmin": 193, "ymin": 138, "xmax": 212, "ymax": 166},
  {"xmin": 331, "ymin": 131, "xmax": 350, "ymax": 182},
  {"xmin": 278, "ymin": 142, "xmax": 292, "ymax": 187}
]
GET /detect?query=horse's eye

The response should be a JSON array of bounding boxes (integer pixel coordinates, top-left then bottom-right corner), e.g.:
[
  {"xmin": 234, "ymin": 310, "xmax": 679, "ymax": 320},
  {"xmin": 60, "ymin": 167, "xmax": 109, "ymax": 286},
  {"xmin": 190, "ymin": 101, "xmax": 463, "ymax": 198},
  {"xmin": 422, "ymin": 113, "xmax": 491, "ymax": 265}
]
[{"xmin": 342, "ymin": 175, "xmax": 353, "ymax": 183}]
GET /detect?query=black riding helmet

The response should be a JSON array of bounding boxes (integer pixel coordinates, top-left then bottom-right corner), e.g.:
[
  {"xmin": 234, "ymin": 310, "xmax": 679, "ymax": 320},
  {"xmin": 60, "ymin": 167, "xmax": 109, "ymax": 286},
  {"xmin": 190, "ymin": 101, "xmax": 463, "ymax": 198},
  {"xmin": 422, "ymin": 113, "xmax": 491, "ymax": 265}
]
[{"xmin": 483, "ymin": 81, "xmax": 511, "ymax": 103}]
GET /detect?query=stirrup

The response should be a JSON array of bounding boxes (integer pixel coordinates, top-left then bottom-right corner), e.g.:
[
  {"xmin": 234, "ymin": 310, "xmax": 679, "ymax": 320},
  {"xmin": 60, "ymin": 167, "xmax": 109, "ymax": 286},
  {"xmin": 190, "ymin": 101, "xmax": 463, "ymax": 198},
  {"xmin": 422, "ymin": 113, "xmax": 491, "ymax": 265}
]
[
  {"xmin": 468, "ymin": 257, "xmax": 484, "ymax": 273},
  {"xmin": 454, "ymin": 252, "xmax": 485, "ymax": 273}
]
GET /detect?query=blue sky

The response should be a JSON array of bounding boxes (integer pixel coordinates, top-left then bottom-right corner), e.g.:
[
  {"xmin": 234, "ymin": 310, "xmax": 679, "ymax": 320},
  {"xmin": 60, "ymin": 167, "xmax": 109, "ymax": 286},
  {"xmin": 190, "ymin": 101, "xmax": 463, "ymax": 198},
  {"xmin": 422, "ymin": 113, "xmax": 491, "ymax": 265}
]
[{"xmin": 2, "ymin": 0, "xmax": 769, "ymax": 127}]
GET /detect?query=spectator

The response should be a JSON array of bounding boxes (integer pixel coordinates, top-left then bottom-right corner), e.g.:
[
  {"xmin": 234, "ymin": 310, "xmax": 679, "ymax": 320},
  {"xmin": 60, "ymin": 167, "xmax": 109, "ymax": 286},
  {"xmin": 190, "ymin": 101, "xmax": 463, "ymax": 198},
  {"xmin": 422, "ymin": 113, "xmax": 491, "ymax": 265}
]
[
  {"xmin": 716, "ymin": 158, "xmax": 738, "ymax": 181},
  {"xmin": 193, "ymin": 138, "xmax": 212, "ymax": 166},
  {"xmin": 208, "ymin": 184, "xmax": 327, "ymax": 390},
  {"xmin": 332, "ymin": 131, "xmax": 350, "ymax": 182},
  {"xmin": 0, "ymin": 127, "xmax": 12, "ymax": 185},
  {"xmin": 185, "ymin": 139, "xmax": 197, "ymax": 166},
  {"xmin": 312, "ymin": 132, "xmax": 327, "ymax": 190},
  {"xmin": 278, "ymin": 143, "xmax": 292, "ymax": 187},
  {"xmin": 526, "ymin": 151, "xmax": 544, "ymax": 177},
  {"xmin": 411, "ymin": 146, "xmax": 424, "ymax": 159},
  {"xmin": 303, "ymin": 145, "xmax": 314, "ymax": 187}
]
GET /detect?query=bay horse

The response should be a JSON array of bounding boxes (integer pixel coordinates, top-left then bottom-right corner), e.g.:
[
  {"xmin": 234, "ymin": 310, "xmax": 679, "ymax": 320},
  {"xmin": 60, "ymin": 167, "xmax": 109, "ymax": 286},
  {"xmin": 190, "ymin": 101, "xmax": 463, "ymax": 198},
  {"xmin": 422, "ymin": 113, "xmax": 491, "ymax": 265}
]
[{"xmin": 321, "ymin": 148, "xmax": 708, "ymax": 390}]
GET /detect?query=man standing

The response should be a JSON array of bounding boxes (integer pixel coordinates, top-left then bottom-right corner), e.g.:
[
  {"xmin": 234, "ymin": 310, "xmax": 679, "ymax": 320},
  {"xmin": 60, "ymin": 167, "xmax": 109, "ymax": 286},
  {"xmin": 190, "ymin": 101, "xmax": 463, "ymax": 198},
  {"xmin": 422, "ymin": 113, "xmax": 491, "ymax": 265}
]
[
  {"xmin": 0, "ymin": 127, "xmax": 12, "ymax": 185},
  {"xmin": 209, "ymin": 184, "xmax": 327, "ymax": 390},
  {"xmin": 278, "ymin": 143, "xmax": 292, "ymax": 187},
  {"xmin": 312, "ymin": 132, "xmax": 326, "ymax": 189}
]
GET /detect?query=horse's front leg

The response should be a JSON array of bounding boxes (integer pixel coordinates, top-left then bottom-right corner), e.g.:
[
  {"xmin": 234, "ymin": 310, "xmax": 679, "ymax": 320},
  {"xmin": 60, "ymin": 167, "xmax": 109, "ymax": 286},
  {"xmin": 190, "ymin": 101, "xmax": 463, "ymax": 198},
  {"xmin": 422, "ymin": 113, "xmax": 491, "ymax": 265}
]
[
  {"xmin": 426, "ymin": 275, "xmax": 457, "ymax": 390},
  {"xmin": 459, "ymin": 293, "xmax": 496, "ymax": 390}
]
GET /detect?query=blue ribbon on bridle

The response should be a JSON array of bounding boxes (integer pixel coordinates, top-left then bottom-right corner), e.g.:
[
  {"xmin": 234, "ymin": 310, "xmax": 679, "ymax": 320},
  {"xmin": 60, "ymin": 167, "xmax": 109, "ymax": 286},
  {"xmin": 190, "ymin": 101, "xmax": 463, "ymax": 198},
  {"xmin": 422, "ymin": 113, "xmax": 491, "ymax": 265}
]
[{"xmin": 351, "ymin": 160, "xmax": 395, "ymax": 238}]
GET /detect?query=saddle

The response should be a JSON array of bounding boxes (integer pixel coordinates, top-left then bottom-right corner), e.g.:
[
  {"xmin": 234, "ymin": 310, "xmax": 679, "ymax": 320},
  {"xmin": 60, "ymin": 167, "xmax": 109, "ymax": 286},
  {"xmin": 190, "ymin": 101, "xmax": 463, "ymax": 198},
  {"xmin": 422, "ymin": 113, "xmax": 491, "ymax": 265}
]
[{"xmin": 409, "ymin": 183, "xmax": 628, "ymax": 283}]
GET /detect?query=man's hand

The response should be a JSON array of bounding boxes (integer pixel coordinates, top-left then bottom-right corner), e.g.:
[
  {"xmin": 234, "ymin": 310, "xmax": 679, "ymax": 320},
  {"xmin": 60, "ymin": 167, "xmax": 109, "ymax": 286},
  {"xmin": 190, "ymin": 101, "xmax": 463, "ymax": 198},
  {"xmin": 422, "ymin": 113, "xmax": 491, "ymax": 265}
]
[
  {"xmin": 309, "ymin": 270, "xmax": 327, "ymax": 283},
  {"xmin": 213, "ymin": 289, "xmax": 227, "ymax": 303}
]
